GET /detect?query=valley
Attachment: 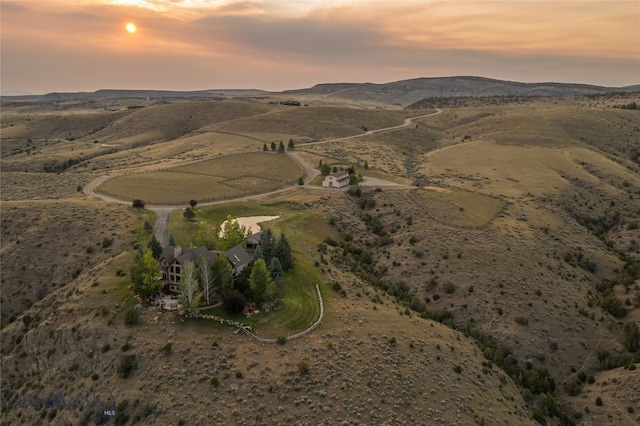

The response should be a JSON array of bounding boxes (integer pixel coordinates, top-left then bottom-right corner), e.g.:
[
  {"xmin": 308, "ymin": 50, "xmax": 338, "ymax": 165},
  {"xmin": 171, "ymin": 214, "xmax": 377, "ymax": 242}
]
[{"xmin": 1, "ymin": 81, "xmax": 639, "ymax": 425}]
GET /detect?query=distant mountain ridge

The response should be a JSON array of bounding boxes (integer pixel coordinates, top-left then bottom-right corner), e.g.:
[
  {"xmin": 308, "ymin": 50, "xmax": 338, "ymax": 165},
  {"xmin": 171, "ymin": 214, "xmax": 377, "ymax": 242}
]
[
  {"xmin": 2, "ymin": 76, "xmax": 637, "ymax": 105},
  {"xmin": 284, "ymin": 76, "xmax": 639, "ymax": 105}
]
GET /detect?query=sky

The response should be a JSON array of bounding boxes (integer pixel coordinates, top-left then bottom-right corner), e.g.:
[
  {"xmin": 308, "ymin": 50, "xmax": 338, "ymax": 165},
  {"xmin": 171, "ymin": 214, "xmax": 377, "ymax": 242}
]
[{"xmin": 1, "ymin": 0, "xmax": 639, "ymax": 94}]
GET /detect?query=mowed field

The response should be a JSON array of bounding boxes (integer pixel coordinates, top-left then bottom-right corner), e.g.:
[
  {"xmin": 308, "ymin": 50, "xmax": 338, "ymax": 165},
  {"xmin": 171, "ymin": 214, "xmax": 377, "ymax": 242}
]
[{"xmin": 96, "ymin": 152, "xmax": 303, "ymax": 204}]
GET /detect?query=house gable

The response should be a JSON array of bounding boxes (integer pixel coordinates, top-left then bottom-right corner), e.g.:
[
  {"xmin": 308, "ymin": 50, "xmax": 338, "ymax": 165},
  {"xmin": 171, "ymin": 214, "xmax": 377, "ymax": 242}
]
[{"xmin": 322, "ymin": 170, "xmax": 350, "ymax": 188}]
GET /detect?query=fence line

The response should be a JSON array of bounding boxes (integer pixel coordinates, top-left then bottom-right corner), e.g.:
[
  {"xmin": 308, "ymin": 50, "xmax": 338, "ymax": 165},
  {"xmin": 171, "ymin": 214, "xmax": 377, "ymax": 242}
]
[{"xmin": 239, "ymin": 284, "xmax": 325, "ymax": 343}]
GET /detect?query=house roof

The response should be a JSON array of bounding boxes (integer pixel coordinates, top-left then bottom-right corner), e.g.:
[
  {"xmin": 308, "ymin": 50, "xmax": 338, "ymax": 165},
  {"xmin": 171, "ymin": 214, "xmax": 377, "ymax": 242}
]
[
  {"xmin": 244, "ymin": 230, "xmax": 264, "ymax": 246},
  {"xmin": 329, "ymin": 170, "xmax": 349, "ymax": 179},
  {"xmin": 160, "ymin": 245, "xmax": 219, "ymax": 265},
  {"xmin": 225, "ymin": 244, "xmax": 254, "ymax": 269}
]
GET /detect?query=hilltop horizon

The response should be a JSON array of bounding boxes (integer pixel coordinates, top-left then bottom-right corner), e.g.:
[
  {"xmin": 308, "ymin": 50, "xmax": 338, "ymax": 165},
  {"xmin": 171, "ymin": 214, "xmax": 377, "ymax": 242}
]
[{"xmin": 3, "ymin": 75, "xmax": 640, "ymax": 98}]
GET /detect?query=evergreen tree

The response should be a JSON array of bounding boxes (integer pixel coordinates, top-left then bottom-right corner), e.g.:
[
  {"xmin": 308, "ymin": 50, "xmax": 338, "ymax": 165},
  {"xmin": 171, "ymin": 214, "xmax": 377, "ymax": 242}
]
[
  {"xmin": 270, "ymin": 141, "xmax": 276, "ymax": 151},
  {"xmin": 143, "ymin": 219, "xmax": 153, "ymax": 231},
  {"xmin": 148, "ymin": 235, "xmax": 163, "ymax": 260},
  {"xmin": 269, "ymin": 257, "xmax": 283, "ymax": 280},
  {"xmin": 169, "ymin": 234, "xmax": 177, "ymax": 246},
  {"xmin": 364, "ymin": 160, "xmax": 369, "ymax": 170},
  {"xmin": 253, "ymin": 245, "xmax": 264, "ymax": 261},
  {"xmin": 212, "ymin": 254, "xmax": 234, "ymax": 295},
  {"xmin": 259, "ymin": 229, "xmax": 275, "ymax": 265},
  {"xmin": 183, "ymin": 207, "xmax": 195, "ymax": 221},
  {"xmin": 131, "ymin": 249, "xmax": 163, "ymax": 299},
  {"xmin": 288, "ymin": 139, "xmax": 295, "ymax": 150},
  {"xmin": 250, "ymin": 259, "xmax": 272, "ymax": 305},
  {"xmin": 263, "ymin": 142, "xmax": 268, "ymax": 151},
  {"xmin": 278, "ymin": 141, "xmax": 285, "ymax": 153},
  {"xmin": 235, "ymin": 260, "xmax": 253, "ymax": 295},
  {"xmin": 274, "ymin": 233, "xmax": 293, "ymax": 270},
  {"xmin": 264, "ymin": 278, "xmax": 279, "ymax": 303}
]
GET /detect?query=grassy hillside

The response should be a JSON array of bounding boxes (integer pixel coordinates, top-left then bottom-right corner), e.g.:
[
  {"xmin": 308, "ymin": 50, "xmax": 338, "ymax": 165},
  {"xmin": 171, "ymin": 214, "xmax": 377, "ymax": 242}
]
[{"xmin": 1, "ymin": 95, "xmax": 638, "ymax": 425}]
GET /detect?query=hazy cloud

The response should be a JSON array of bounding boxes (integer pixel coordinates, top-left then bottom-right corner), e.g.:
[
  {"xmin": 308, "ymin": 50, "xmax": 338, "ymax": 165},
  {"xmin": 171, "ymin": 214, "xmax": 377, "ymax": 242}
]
[{"xmin": 1, "ymin": 0, "xmax": 638, "ymax": 94}]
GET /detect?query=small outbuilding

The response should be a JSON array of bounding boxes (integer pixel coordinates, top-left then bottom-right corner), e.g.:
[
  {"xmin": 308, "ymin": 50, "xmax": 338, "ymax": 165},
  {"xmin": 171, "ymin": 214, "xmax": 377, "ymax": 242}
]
[{"xmin": 322, "ymin": 170, "xmax": 349, "ymax": 188}]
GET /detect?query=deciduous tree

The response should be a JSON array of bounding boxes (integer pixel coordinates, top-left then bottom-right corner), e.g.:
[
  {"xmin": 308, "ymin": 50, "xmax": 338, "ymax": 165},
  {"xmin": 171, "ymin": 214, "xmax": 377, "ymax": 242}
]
[
  {"xmin": 320, "ymin": 163, "xmax": 332, "ymax": 176},
  {"xmin": 198, "ymin": 255, "xmax": 214, "ymax": 304},
  {"xmin": 131, "ymin": 249, "xmax": 162, "ymax": 299},
  {"xmin": 220, "ymin": 215, "xmax": 248, "ymax": 250},
  {"xmin": 179, "ymin": 260, "xmax": 202, "ymax": 309}
]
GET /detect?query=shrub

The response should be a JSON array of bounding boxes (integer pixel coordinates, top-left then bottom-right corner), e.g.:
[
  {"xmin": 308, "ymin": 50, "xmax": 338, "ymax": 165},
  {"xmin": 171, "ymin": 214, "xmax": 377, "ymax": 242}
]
[
  {"xmin": 101, "ymin": 238, "xmax": 113, "ymax": 249},
  {"xmin": 276, "ymin": 336, "xmax": 287, "ymax": 345},
  {"xmin": 564, "ymin": 379, "xmax": 581, "ymax": 396},
  {"xmin": 453, "ymin": 365, "xmax": 462, "ymax": 374},
  {"xmin": 601, "ymin": 294, "xmax": 626, "ymax": 318},
  {"xmin": 210, "ymin": 376, "xmax": 219, "ymax": 387},
  {"xmin": 235, "ymin": 370, "xmax": 243, "ymax": 379},
  {"xmin": 162, "ymin": 342, "xmax": 172, "ymax": 356},
  {"xmin": 595, "ymin": 397, "xmax": 603, "ymax": 406},
  {"xmin": 117, "ymin": 354, "xmax": 137, "ymax": 378},
  {"xmin": 298, "ymin": 360, "xmax": 310, "ymax": 375},
  {"xmin": 124, "ymin": 308, "xmax": 139, "ymax": 326},
  {"xmin": 222, "ymin": 290, "xmax": 246, "ymax": 314},
  {"xmin": 132, "ymin": 199, "xmax": 145, "ymax": 208},
  {"xmin": 443, "ymin": 282, "xmax": 456, "ymax": 294},
  {"xmin": 515, "ymin": 316, "xmax": 529, "ymax": 326}
]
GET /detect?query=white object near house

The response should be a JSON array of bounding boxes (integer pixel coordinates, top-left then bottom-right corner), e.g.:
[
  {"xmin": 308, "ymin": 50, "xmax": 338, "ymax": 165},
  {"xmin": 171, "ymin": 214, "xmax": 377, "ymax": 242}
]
[{"xmin": 322, "ymin": 170, "xmax": 349, "ymax": 188}]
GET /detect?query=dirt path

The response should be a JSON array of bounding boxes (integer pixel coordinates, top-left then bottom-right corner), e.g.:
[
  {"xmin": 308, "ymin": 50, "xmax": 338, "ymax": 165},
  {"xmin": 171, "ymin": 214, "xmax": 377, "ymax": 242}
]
[{"xmin": 82, "ymin": 108, "xmax": 444, "ymax": 242}]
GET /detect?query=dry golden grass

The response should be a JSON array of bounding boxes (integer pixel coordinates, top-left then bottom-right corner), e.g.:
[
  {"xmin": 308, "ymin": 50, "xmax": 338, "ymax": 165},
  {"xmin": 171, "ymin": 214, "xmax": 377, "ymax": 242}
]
[
  {"xmin": 97, "ymin": 152, "xmax": 303, "ymax": 204},
  {"xmin": 419, "ymin": 140, "xmax": 640, "ymax": 199},
  {"xmin": 210, "ymin": 106, "xmax": 422, "ymax": 141},
  {"xmin": 412, "ymin": 187, "xmax": 506, "ymax": 227},
  {"xmin": 2, "ymin": 96, "xmax": 639, "ymax": 425}
]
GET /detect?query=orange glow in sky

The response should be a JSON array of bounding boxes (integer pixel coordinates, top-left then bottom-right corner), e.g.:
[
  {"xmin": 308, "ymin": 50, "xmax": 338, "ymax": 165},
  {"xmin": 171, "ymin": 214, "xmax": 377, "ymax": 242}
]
[{"xmin": 1, "ymin": 0, "xmax": 638, "ymax": 94}]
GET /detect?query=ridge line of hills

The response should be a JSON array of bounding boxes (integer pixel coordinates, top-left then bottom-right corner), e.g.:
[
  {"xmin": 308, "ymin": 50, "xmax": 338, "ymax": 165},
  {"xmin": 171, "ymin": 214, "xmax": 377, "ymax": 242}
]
[{"xmin": 3, "ymin": 76, "xmax": 638, "ymax": 105}]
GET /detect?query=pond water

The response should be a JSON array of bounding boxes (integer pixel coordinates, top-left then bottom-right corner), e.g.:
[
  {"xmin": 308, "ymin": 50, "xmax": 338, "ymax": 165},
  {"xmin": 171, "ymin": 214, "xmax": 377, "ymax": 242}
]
[{"xmin": 219, "ymin": 215, "xmax": 280, "ymax": 237}]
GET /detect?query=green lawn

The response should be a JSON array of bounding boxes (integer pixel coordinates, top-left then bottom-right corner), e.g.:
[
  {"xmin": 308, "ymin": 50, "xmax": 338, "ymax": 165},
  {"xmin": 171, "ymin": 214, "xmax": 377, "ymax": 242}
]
[{"xmin": 170, "ymin": 202, "xmax": 339, "ymax": 336}]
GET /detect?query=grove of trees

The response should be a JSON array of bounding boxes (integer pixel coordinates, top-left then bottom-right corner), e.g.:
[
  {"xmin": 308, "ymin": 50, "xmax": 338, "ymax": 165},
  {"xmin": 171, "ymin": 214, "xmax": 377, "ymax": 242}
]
[{"xmin": 131, "ymin": 216, "xmax": 294, "ymax": 313}]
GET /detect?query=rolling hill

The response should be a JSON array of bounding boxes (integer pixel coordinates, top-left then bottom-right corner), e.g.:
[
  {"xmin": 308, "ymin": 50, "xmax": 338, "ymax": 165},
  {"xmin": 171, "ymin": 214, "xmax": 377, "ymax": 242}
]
[{"xmin": 1, "ymin": 83, "xmax": 639, "ymax": 425}]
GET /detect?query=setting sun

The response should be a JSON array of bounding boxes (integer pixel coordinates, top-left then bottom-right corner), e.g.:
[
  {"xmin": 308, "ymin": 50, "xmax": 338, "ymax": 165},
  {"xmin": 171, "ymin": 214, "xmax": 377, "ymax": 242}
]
[{"xmin": 125, "ymin": 22, "xmax": 137, "ymax": 34}]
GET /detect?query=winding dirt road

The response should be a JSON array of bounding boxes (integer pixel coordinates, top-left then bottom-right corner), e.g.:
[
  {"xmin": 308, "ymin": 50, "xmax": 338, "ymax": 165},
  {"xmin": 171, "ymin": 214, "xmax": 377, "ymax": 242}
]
[{"xmin": 83, "ymin": 109, "xmax": 442, "ymax": 242}]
